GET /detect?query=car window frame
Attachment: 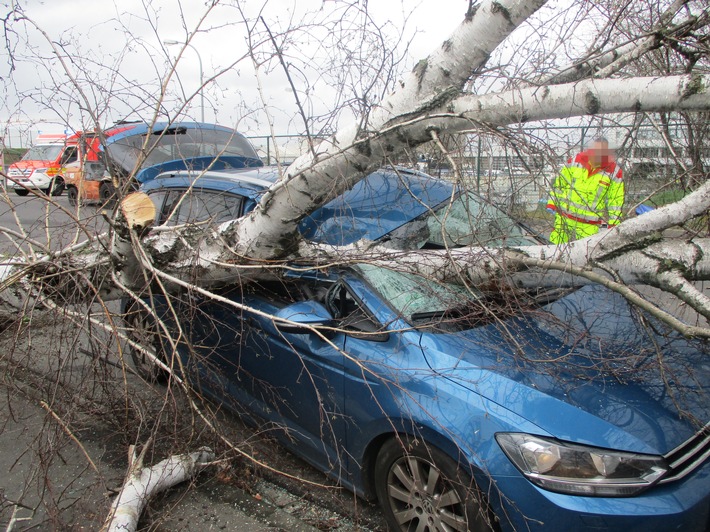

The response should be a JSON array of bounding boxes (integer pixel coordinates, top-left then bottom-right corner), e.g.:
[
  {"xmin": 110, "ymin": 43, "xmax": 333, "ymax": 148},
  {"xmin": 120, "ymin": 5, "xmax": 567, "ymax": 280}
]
[
  {"xmin": 151, "ymin": 187, "xmax": 246, "ymax": 226},
  {"xmin": 325, "ymin": 280, "xmax": 389, "ymax": 342}
]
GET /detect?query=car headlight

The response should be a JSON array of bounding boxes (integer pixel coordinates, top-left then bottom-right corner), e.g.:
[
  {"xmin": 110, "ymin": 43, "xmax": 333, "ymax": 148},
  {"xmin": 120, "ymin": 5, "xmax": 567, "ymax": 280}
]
[{"xmin": 496, "ymin": 433, "xmax": 668, "ymax": 497}]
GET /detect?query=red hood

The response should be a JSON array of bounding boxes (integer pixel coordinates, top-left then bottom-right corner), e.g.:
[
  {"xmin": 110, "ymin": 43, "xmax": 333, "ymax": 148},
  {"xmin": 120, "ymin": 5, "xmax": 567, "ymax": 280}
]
[{"xmin": 572, "ymin": 149, "xmax": 620, "ymax": 175}]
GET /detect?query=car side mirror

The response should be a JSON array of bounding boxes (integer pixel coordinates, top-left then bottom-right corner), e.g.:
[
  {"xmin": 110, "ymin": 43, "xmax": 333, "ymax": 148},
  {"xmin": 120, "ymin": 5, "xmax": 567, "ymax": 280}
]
[{"xmin": 274, "ymin": 301, "xmax": 334, "ymax": 334}]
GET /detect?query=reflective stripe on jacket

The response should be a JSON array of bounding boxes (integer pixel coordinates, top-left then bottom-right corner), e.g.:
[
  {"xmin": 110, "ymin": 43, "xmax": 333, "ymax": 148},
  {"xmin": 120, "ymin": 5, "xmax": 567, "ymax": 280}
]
[{"xmin": 546, "ymin": 150, "xmax": 624, "ymax": 226}]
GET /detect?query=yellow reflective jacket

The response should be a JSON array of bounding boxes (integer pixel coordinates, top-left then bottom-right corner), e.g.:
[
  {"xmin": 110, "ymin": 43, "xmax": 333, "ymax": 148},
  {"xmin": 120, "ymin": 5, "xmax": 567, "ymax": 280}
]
[{"xmin": 546, "ymin": 150, "xmax": 624, "ymax": 226}]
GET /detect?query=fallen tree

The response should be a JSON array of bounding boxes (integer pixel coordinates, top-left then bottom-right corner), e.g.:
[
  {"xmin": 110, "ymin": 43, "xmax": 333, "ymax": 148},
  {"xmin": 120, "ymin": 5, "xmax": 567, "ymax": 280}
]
[
  {"xmin": 1, "ymin": 1, "xmax": 709, "ymax": 527},
  {"xmin": 2, "ymin": 3, "xmax": 709, "ymax": 326}
]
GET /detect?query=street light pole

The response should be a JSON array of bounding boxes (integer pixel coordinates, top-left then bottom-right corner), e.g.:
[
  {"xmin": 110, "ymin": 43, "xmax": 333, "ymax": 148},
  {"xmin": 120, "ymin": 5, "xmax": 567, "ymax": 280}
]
[{"xmin": 164, "ymin": 40, "xmax": 205, "ymax": 123}]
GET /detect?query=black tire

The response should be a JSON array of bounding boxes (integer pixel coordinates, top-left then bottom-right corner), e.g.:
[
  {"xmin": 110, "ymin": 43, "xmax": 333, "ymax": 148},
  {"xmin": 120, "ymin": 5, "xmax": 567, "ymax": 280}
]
[
  {"xmin": 14, "ymin": 189, "xmax": 29, "ymax": 197},
  {"xmin": 375, "ymin": 437, "xmax": 495, "ymax": 532},
  {"xmin": 67, "ymin": 186, "xmax": 78, "ymax": 207},
  {"xmin": 50, "ymin": 176, "xmax": 65, "ymax": 196},
  {"xmin": 99, "ymin": 181, "xmax": 116, "ymax": 206},
  {"xmin": 125, "ymin": 305, "xmax": 170, "ymax": 383}
]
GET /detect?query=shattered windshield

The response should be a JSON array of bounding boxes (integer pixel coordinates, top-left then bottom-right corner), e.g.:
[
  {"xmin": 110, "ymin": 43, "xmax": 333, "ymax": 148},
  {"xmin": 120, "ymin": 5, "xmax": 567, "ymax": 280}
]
[
  {"xmin": 356, "ymin": 260, "xmax": 564, "ymax": 331},
  {"xmin": 384, "ymin": 191, "xmax": 539, "ymax": 249},
  {"xmin": 356, "ymin": 263, "xmax": 479, "ymax": 323},
  {"xmin": 22, "ymin": 145, "xmax": 63, "ymax": 161},
  {"xmin": 107, "ymin": 127, "xmax": 260, "ymax": 175}
]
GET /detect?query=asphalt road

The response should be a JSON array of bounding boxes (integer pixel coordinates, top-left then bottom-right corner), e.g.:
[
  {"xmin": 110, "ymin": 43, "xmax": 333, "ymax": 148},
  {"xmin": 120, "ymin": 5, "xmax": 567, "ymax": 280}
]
[
  {"xmin": 0, "ymin": 311, "xmax": 383, "ymax": 531},
  {"xmin": 0, "ymin": 186, "xmax": 385, "ymax": 530},
  {"xmin": 0, "ymin": 187, "xmax": 108, "ymax": 257}
]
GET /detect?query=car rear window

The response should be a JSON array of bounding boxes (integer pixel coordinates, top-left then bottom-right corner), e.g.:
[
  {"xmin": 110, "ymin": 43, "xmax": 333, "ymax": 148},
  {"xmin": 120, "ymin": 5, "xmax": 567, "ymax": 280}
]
[{"xmin": 157, "ymin": 189, "xmax": 244, "ymax": 226}]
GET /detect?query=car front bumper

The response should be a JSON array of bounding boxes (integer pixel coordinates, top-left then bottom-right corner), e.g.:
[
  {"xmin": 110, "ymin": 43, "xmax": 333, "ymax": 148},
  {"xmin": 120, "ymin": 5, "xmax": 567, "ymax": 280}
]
[
  {"xmin": 6, "ymin": 175, "xmax": 52, "ymax": 190},
  {"xmin": 492, "ymin": 456, "xmax": 710, "ymax": 531}
]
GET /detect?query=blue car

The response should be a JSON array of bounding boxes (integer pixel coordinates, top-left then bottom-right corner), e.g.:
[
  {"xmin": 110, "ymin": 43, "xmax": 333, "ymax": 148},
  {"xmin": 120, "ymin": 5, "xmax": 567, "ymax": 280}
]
[
  {"xmin": 104, "ymin": 121, "xmax": 264, "ymax": 184},
  {"xmin": 122, "ymin": 141, "xmax": 710, "ymax": 531}
]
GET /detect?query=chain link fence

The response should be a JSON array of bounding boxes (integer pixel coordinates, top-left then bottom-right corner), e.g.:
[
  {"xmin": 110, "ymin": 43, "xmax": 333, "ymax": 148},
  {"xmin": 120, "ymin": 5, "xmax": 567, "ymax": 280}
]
[
  {"xmin": 248, "ymin": 118, "xmax": 709, "ymax": 216},
  {"xmin": 4, "ymin": 119, "xmax": 706, "ymax": 215}
]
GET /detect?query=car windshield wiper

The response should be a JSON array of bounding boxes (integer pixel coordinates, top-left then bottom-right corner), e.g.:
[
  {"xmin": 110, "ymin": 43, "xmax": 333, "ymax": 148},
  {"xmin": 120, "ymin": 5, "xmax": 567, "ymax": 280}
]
[
  {"xmin": 410, "ymin": 302, "xmax": 481, "ymax": 323},
  {"xmin": 410, "ymin": 310, "xmax": 447, "ymax": 322},
  {"xmin": 410, "ymin": 303, "xmax": 495, "ymax": 332}
]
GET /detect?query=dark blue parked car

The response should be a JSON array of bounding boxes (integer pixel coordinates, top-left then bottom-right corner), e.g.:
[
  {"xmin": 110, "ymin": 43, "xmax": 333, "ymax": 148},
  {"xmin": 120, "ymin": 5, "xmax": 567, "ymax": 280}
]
[{"xmin": 122, "ymin": 145, "xmax": 710, "ymax": 531}]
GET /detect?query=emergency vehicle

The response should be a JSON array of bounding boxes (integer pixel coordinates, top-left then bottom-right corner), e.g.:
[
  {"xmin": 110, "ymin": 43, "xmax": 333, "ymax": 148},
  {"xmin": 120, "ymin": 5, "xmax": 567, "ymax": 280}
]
[
  {"xmin": 64, "ymin": 122, "xmax": 152, "ymax": 206},
  {"xmin": 6, "ymin": 134, "xmax": 76, "ymax": 196}
]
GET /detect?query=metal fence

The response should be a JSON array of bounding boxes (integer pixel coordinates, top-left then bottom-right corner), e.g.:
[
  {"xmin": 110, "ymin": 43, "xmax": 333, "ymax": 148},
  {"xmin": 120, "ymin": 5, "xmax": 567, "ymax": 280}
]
[
  {"xmin": 247, "ymin": 119, "xmax": 709, "ymax": 211},
  {"xmin": 3, "ymin": 120, "xmax": 706, "ymax": 211}
]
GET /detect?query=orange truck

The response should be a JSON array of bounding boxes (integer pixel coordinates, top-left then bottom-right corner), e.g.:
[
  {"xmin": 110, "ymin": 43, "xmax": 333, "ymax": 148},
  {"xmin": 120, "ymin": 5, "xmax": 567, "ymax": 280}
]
[
  {"xmin": 63, "ymin": 130, "xmax": 115, "ymax": 206},
  {"xmin": 63, "ymin": 122, "xmax": 148, "ymax": 206},
  {"xmin": 5, "ymin": 133, "xmax": 77, "ymax": 196}
]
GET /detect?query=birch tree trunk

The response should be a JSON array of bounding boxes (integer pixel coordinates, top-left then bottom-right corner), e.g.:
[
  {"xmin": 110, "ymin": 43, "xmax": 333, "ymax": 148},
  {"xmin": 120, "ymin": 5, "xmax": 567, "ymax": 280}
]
[
  {"xmin": 121, "ymin": 73, "xmax": 710, "ymax": 289},
  {"xmin": 230, "ymin": 0, "xmax": 548, "ymax": 259},
  {"xmin": 102, "ymin": 447, "xmax": 214, "ymax": 532},
  {"xmin": 0, "ymin": 0, "xmax": 708, "ymax": 334}
]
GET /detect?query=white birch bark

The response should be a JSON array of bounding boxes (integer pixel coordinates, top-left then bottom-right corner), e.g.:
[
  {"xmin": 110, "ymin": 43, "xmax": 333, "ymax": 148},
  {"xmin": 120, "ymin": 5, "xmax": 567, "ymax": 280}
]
[
  {"xmin": 450, "ymin": 74, "xmax": 710, "ymax": 125},
  {"xmin": 230, "ymin": 0, "xmax": 547, "ymax": 259},
  {"xmin": 0, "ymin": 1, "xmax": 708, "ymax": 337},
  {"xmin": 102, "ymin": 447, "xmax": 214, "ymax": 532}
]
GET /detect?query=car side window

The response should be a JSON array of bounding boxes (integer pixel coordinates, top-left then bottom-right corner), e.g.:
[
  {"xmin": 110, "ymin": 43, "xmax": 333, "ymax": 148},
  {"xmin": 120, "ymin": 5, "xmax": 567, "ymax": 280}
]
[
  {"xmin": 326, "ymin": 281, "xmax": 388, "ymax": 341},
  {"xmin": 156, "ymin": 189, "xmax": 244, "ymax": 226},
  {"xmin": 175, "ymin": 193, "xmax": 209, "ymax": 225},
  {"xmin": 145, "ymin": 190, "xmax": 169, "ymax": 224},
  {"xmin": 159, "ymin": 190, "xmax": 183, "ymax": 225},
  {"xmin": 60, "ymin": 146, "xmax": 78, "ymax": 165},
  {"xmin": 197, "ymin": 191, "xmax": 244, "ymax": 223}
]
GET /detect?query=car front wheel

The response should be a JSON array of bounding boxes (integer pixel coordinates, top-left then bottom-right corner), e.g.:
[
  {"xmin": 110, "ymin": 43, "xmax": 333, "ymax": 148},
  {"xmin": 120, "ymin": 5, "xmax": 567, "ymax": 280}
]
[
  {"xmin": 45, "ymin": 177, "xmax": 65, "ymax": 196},
  {"xmin": 375, "ymin": 437, "xmax": 495, "ymax": 532},
  {"xmin": 125, "ymin": 305, "xmax": 170, "ymax": 383},
  {"xmin": 14, "ymin": 188, "xmax": 29, "ymax": 197},
  {"xmin": 67, "ymin": 186, "xmax": 78, "ymax": 207}
]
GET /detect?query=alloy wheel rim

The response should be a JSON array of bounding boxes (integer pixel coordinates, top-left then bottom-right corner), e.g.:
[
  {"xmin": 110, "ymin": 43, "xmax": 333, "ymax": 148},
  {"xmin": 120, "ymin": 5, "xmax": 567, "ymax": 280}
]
[
  {"xmin": 130, "ymin": 313, "xmax": 158, "ymax": 374},
  {"xmin": 386, "ymin": 455, "xmax": 468, "ymax": 532}
]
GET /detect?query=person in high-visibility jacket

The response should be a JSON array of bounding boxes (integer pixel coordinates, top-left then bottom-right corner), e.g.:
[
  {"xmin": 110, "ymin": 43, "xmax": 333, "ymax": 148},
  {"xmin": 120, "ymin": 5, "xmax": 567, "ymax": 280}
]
[{"xmin": 546, "ymin": 137, "xmax": 625, "ymax": 244}]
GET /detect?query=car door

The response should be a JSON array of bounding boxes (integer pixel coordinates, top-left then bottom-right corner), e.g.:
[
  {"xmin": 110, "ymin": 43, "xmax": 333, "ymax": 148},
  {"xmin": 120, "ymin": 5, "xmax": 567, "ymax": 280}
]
[
  {"xmin": 324, "ymin": 276, "xmax": 430, "ymax": 481},
  {"xmin": 184, "ymin": 278, "xmax": 350, "ymax": 476}
]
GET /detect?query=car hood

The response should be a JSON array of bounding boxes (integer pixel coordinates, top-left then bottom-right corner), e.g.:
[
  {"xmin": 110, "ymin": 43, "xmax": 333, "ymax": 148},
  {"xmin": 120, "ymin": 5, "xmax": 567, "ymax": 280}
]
[
  {"xmin": 419, "ymin": 285, "xmax": 710, "ymax": 454},
  {"xmin": 300, "ymin": 168, "xmax": 454, "ymax": 245},
  {"xmin": 10, "ymin": 161, "xmax": 54, "ymax": 169},
  {"xmin": 134, "ymin": 155, "xmax": 263, "ymax": 183}
]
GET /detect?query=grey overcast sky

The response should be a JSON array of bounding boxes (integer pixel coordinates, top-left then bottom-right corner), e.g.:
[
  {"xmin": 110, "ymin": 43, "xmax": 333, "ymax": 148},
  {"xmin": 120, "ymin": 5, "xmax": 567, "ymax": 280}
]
[{"xmin": 2, "ymin": 0, "xmax": 471, "ymax": 144}]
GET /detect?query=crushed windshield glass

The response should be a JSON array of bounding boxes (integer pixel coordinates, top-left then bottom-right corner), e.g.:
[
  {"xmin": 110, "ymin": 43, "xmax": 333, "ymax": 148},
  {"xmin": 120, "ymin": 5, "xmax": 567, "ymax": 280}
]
[
  {"xmin": 356, "ymin": 264, "xmax": 479, "ymax": 323},
  {"xmin": 356, "ymin": 263, "xmax": 571, "ymax": 331},
  {"xmin": 385, "ymin": 191, "xmax": 538, "ymax": 249}
]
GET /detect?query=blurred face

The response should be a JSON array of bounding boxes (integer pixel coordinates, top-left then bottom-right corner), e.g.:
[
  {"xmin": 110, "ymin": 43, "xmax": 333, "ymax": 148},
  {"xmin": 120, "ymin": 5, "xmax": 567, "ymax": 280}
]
[{"xmin": 589, "ymin": 141, "xmax": 611, "ymax": 167}]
